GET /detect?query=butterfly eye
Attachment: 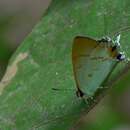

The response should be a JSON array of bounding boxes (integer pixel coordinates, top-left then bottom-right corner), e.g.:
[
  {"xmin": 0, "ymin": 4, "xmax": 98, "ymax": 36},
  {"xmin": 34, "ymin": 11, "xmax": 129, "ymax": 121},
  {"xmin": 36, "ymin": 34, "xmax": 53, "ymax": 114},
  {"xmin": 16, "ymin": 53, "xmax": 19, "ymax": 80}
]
[{"xmin": 116, "ymin": 52, "xmax": 126, "ymax": 61}]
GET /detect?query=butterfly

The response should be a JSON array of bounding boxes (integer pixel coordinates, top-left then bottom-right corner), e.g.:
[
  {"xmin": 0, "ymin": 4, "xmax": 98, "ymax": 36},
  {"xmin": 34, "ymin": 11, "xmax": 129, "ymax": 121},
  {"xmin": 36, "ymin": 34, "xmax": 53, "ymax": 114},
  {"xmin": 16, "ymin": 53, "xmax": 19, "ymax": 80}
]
[{"xmin": 72, "ymin": 34, "xmax": 126, "ymax": 98}]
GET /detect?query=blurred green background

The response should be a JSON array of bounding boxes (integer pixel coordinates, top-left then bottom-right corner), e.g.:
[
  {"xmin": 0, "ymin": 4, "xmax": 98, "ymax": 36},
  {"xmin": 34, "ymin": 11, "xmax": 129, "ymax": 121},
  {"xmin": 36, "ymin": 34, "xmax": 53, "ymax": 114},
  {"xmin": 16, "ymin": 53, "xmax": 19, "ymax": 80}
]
[
  {"xmin": 0, "ymin": 1, "xmax": 130, "ymax": 130},
  {"xmin": 0, "ymin": 0, "xmax": 51, "ymax": 79}
]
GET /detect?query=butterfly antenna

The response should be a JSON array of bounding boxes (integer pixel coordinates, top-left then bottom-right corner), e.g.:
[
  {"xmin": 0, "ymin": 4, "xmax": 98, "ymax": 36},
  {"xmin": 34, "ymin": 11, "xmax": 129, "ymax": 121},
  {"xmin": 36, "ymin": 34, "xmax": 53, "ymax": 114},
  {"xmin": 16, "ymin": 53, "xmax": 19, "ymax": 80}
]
[
  {"xmin": 115, "ymin": 34, "xmax": 121, "ymax": 47},
  {"xmin": 113, "ymin": 26, "xmax": 130, "ymax": 37},
  {"xmin": 103, "ymin": 13, "xmax": 108, "ymax": 36}
]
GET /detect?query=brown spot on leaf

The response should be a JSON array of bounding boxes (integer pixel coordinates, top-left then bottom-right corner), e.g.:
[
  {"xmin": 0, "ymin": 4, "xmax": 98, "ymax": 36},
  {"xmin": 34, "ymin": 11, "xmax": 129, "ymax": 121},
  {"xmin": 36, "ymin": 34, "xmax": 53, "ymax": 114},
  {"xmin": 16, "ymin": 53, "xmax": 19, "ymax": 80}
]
[{"xmin": 0, "ymin": 52, "xmax": 28, "ymax": 95}]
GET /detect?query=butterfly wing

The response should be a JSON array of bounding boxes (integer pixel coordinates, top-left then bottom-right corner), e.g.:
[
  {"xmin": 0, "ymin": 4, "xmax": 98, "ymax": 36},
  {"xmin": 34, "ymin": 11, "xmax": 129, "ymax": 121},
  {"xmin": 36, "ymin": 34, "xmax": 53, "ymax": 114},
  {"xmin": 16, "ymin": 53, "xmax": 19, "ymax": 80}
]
[{"xmin": 72, "ymin": 36, "xmax": 118, "ymax": 96}]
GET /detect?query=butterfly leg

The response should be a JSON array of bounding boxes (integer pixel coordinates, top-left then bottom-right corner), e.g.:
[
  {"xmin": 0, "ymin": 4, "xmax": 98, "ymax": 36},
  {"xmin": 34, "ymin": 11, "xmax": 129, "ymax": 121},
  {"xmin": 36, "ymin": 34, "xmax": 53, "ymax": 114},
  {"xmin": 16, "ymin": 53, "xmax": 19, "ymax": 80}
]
[{"xmin": 98, "ymin": 36, "xmax": 112, "ymax": 43}]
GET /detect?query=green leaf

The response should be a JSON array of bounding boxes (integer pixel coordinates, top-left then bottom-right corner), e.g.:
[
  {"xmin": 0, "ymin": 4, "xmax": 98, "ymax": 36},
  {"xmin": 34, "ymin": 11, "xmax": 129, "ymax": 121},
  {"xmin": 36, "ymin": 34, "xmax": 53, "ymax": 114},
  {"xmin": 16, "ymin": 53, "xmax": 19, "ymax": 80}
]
[{"xmin": 0, "ymin": 0, "xmax": 130, "ymax": 130}]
